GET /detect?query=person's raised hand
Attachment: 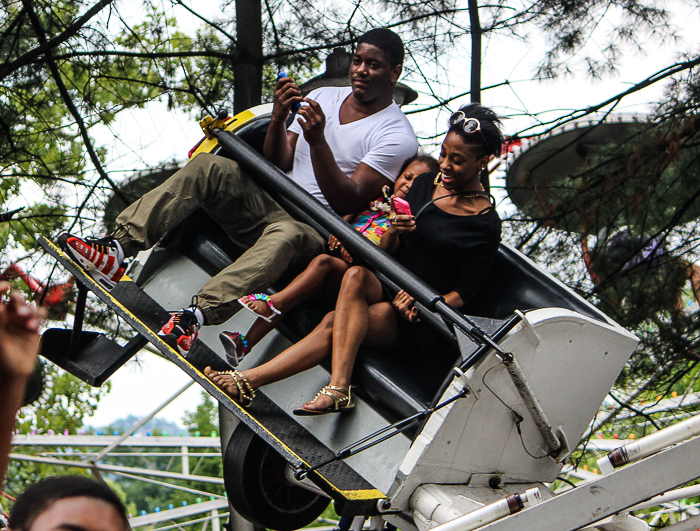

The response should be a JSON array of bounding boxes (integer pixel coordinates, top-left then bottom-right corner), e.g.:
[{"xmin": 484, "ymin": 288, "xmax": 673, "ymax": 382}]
[
  {"xmin": 271, "ymin": 75, "xmax": 302, "ymax": 123},
  {"xmin": 297, "ymin": 98, "xmax": 326, "ymax": 146},
  {"xmin": 392, "ymin": 290, "xmax": 419, "ymax": 323},
  {"xmin": 0, "ymin": 282, "xmax": 46, "ymax": 380}
]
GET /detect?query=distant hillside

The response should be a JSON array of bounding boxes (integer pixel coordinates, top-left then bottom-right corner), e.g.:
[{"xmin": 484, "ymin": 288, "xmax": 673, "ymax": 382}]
[{"xmin": 94, "ymin": 415, "xmax": 185, "ymax": 436}]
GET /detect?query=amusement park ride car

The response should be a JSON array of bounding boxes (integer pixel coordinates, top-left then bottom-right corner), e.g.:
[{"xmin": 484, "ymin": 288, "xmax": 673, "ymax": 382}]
[{"xmin": 37, "ymin": 106, "xmax": 700, "ymax": 531}]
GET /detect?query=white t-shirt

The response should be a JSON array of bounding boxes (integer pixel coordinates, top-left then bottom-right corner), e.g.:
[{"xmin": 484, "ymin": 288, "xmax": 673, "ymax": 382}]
[{"xmin": 287, "ymin": 86, "xmax": 418, "ymax": 207}]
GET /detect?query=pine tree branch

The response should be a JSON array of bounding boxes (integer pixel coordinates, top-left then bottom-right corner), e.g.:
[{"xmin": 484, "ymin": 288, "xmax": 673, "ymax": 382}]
[
  {"xmin": 0, "ymin": 0, "xmax": 115, "ymax": 81},
  {"xmin": 47, "ymin": 50, "xmax": 235, "ymax": 62},
  {"xmin": 263, "ymin": 7, "xmax": 469, "ymax": 61},
  {"xmin": 171, "ymin": 0, "xmax": 237, "ymax": 43},
  {"xmin": 515, "ymin": 55, "xmax": 700, "ymax": 138},
  {"xmin": 20, "ymin": 0, "xmax": 130, "ymax": 212}
]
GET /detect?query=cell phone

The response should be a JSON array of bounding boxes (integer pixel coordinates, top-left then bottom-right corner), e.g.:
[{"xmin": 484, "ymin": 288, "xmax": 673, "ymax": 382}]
[
  {"xmin": 391, "ymin": 197, "xmax": 412, "ymax": 216},
  {"xmin": 277, "ymin": 71, "xmax": 301, "ymax": 113}
]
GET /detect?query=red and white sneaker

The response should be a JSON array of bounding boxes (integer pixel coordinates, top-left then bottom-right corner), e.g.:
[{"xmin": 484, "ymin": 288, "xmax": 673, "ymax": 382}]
[
  {"xmin": 159, "ymin": 308, "xmax": 201, "ymax": 355},
  {"xmin": 58, "ymin": 233, "xmax": 126, "ymax": 291}
]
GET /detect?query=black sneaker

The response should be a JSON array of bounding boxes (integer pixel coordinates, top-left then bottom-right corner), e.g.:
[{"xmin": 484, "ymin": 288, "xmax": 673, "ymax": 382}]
[
  {"xmin": 58, "ymin": 233, "xmax": 125, "ymax": 291},
  {"xmin": 159, "ymin": 307, "xmax": 201, "ymax": 355}
]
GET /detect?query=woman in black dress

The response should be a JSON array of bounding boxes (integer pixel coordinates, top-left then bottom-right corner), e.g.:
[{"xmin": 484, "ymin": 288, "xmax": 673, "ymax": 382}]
[{"xmin": 205, "ymin": 103, "xmax": 503, "ymax": 413}]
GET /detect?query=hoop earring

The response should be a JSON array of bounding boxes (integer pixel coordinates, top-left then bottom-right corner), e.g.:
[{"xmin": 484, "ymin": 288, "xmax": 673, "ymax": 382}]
[{"xmin": 433, "ymin": 172, "xmax": 443, "ymax": 186}]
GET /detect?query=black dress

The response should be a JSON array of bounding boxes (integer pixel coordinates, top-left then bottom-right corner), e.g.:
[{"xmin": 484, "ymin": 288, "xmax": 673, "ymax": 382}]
[{"xmin": 390, "ymin": 172, "xmax": 502, "ymax": 356}]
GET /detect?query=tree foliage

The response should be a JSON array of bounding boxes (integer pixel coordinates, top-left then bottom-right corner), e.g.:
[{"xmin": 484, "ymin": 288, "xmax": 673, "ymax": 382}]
[
  {"xmin": 505, "ymin": 60, "xmax": 700, "ymax": 412},
  {"xmin": 1, "ymin": 0, "xmax": 699, "ymax": 503}
]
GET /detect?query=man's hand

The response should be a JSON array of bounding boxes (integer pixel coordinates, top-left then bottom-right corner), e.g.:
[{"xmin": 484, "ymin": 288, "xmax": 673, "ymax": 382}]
[
  {"xmin": 0, "ymin": 282, "xmax": 46, "ymax": 380},
  {"xmin": 297, "ymin": 98, "xmax": 327, "ymax": 146},
  {"xmin": 271, "ymin": 76, "xmax": 302, "ymax": 123},
  {"xmin": 393, "ymin": 290, "xmax": 419, "ymax": 323}
]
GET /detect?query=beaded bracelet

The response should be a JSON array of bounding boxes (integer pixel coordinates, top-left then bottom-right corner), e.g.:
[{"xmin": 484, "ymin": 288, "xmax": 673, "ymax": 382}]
[{"xmin": 228, "ymin": 331, "xmax": 250, "ymax": 354}]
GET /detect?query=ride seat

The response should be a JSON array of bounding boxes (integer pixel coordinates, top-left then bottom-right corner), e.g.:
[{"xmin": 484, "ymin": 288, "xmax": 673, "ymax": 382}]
[{"xmin": 155, "ymin": 116, "xmax": 610, "ymax": 426}]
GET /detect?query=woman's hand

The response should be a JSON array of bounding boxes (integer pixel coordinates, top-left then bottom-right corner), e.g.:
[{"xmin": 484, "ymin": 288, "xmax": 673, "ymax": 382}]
[
  {"xmin": 0, "ymin": 282, "xmax": 46, "ymax": 380},
  {"xmin": 387, "ymin": 198, "xmax": 416, "ymax": 235},
  {"xmin": 328, "ymin": 235, "xmax": 353, "ymax": 264},
  {"xmin": 392, "ymin": 290, "xmax": 419, "ymax": 323},
  {"xmin": 379, "ymin": 200, "xmax": 415, "ymax": 253}
]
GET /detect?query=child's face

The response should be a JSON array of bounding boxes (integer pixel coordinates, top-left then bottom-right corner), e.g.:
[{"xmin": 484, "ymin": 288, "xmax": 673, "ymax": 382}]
[{"xmin": 393, "ymin": 161, "xmax": 431, "ymax": 198}]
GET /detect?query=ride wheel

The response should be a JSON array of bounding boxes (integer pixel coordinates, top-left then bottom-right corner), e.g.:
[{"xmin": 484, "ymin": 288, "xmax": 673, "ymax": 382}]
[{"xmin": 223, "ymin": 423, "xmax": 329, "ymax": 531}]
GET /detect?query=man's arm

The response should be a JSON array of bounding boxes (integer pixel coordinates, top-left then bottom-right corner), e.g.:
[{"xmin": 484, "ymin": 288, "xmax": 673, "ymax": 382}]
[
  {"xmin": 298, "ymin": 98, "xmax": 393, "ymax": 215},
  {"xmin": 0, "ymin": 282, "xmax": 45, "ymax": 488},
  {"xmin": 263, "ymin": 76, "xmax": 302, "ymax": 171}
]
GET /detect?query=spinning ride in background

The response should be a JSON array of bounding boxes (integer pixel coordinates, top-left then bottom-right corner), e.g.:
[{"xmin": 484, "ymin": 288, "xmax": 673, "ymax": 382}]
[{"xmin": 504, "ymin": 114, "xmax": 700, "ymax": 329}]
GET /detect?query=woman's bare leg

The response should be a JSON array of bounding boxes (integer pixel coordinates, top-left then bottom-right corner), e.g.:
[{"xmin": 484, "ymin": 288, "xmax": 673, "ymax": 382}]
[
  {"xmin": 300, "ymin": 267, "xmax": 395, "ymax": 412},
  {"xmin": 205, "ymin": 312, "xmax": 336, "ymax": 398},
  {"xmin": 235, "ymin": 255, "xmax": 350, "ymax": 352}
]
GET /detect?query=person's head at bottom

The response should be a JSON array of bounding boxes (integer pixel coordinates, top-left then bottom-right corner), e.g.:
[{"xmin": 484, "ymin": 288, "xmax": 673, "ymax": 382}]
[{"xmin": 8, "ymin": 476, "xmax": 130, "ymax": 531}]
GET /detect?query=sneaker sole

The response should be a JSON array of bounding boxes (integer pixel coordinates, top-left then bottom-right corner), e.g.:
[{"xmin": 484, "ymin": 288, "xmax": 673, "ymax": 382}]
[
  {"xmin": 58, "ymin": 233, "xmax": 117, "ymax": 292},
  {"xmin": 219, "ymin": 333, "xmax": 242, "ymax": 367},
  {"xmin": 159, "ymin": 332, "xmax": 190, "ymax": 356}
]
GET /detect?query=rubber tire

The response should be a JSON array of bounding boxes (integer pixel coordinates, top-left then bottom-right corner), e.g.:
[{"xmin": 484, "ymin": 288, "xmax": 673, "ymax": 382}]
[{"xmin": 223, "ymin": 423, "xmax": 329, "ymax": 531}]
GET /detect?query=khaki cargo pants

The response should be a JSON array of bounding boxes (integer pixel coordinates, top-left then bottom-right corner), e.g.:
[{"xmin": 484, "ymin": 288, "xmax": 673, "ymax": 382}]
[{"xmin": 113, "ymin": 153, "xmax": 325, "ymax": 325}]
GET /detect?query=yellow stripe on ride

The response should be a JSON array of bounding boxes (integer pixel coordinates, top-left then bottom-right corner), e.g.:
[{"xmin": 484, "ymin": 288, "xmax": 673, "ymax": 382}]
[{"xmin": 45, "ymin": 239, "xmax": 387, "ymax": 503}]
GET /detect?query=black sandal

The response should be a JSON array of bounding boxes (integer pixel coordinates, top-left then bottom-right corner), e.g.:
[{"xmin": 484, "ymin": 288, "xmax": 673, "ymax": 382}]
[{"xmin": 293, "ymin": 385, "xmax": 354, "ymax": 416}]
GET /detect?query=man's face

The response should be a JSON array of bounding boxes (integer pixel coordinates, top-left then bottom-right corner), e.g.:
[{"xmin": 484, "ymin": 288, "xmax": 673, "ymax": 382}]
[
  {"xmin": 349, "ymin": 43, "xmax": 402, "ymax": 104},
  {"xmin": 22, "ymin": 497, "xmax": 127, "ymax": 531}
]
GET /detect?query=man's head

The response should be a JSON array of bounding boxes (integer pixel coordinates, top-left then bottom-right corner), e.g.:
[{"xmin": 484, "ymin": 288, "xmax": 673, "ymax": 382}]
[
  {"xmin": 8, "ymin": 476, "xmax": 130, "ymax": 531},
  {"xmin": 350, "ymin": 28, "xmax": 405, "ymax": 105},
  {"xmin": 357, "ymin": 28, "xmax": 405, "ymax": 68}
]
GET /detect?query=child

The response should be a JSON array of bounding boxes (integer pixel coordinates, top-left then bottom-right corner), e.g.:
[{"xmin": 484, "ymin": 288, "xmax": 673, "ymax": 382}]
[{"xmin": 220, "ymin": 155, "xmax": 439, "ymax": 365}]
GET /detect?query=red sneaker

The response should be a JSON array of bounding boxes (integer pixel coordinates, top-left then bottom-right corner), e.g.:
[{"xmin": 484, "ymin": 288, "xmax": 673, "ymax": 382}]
[
  {"xmin": 159, "ymin": 308, "xmax": 201, "ymax": 355},
  {"xmin": 58, "ymin": 233, "xmax": 125, "ymax": 291}
]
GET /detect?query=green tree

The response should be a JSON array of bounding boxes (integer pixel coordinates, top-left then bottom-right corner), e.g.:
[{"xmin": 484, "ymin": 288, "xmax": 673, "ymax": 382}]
[{"xmin": 3, "ymin": 362, "xmax": 109, "ymax": 499}]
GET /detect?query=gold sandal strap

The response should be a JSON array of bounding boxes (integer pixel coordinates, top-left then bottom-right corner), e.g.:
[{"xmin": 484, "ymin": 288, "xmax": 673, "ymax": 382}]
[
  {"xmin": 220, "ymin": 370, "xmax": 255, "ymax": 407},
  {"xmin": 323, "ymin": 385, "xmax": 348, "ymax": 394},
  {"xmin": 317, "ymin": 385, "xmax": 351, "ymax": 410}
]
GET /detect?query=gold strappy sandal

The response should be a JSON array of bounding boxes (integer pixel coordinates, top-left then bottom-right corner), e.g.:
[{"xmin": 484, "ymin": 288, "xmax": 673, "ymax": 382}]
[
  {"xmin": 293, "ymin": 385, "xmax": 354, "ymax": 416},
  {"xmin": 208, "ymin": 369, "xmax": 256, "ymax": 407}
]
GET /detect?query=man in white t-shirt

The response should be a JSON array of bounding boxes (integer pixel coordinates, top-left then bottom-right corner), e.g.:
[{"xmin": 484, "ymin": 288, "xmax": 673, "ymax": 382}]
[{"xmin": 58, "ymin": 28, "xmax": 418, "ymax": 356}]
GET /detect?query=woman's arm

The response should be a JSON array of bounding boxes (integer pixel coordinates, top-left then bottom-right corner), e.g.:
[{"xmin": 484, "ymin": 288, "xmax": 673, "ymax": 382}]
[
  {"xmin": 393, "ymin": 290, "xmax": 464, "ymax": 323},
  {"xmin": 442, "ymin": 291, "xmax": 464, "ymax": 310}
]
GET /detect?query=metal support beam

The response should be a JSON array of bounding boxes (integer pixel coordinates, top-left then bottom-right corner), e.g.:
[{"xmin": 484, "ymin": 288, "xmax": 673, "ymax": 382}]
[
  {"xmin": 113, "ymin": 471, "xmax": 226, "ymax": 499},
  {"xmin": 91, "ymin": 380, "xmax": 195, "ymax": 463},
  {"xmin": 478, "ymin": 435, "xmax": 700, "ymax": 531},
  {"xmin": 182, "ymin": 445, "xmax": 190, "ymax": 475},
  {"xmin": 69, "ymin": 281, "xmax": 88, "ymax": 357},
  {"xmin": 10, "ymin": 453, "xmax": 223, "ymax": 484},
  {"xmin": 662, "ymin": 514, "xmax": 700, "ymax": 531},
  {"xmin": 12, "ymin": 434, "xmax": 220, "ymax": 447},
  {"xmin": 129, "ymin": 499, "xmax": 229, "ymax": 527}
]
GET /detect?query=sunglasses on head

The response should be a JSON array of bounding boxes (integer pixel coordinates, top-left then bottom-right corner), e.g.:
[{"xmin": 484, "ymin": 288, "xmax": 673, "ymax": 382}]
[{"xmin": 449, "ymin": 111, "xmax": 487, "ymax": 145}]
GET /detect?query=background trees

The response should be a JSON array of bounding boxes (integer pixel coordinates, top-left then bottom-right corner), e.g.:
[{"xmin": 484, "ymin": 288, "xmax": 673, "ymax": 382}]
[{"xmin": 1, "ymin": 0, "xmax": 699, "ymax": 519}]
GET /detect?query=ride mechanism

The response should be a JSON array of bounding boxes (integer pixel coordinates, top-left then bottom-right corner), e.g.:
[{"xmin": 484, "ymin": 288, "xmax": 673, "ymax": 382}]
[{"xmin": 36, "ymin": 106, "xmax": 700, "ymax": 531}]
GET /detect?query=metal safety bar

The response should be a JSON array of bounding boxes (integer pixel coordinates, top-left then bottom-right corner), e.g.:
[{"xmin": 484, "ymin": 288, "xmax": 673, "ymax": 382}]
[
  {"xmin": 213, "ymin": 127, "xmax": 490, "ymax": 349},
  {"xmin": 212, "ymin": 125, "xmax": 567, "ymax": 460}
]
